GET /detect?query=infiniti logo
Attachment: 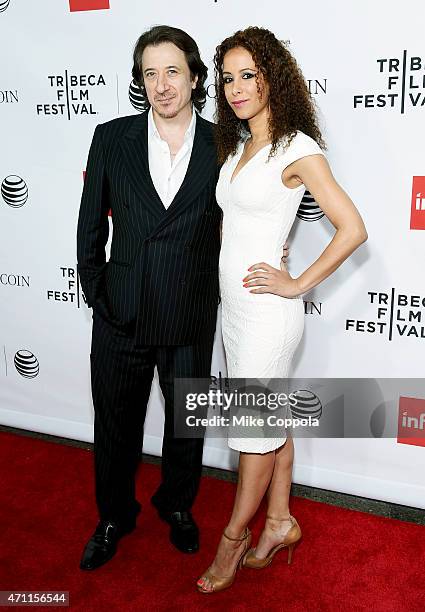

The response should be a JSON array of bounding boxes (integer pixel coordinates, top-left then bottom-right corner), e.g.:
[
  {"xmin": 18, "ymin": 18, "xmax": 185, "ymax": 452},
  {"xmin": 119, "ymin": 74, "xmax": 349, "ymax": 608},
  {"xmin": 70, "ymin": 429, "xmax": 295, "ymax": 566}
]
[
  {"xmin": 290, "ymin": 390, "xmax": 322, "ymax": 420},
  {"xmin": 14, "ymin": 350, "xmax": 40, "ymax": 379},
  {"xmin": 0, "ymin": 0, "xmax": 10, "ymax": 13},
  {"xmin": 129, "ymin": 79, "xmax": 144, "ymax": 112},
  {"xmin": 296, "ymin": 190, "xmax": 324, "ymax": 222},
  {"xmin": 1, "ymin": 175, "xmax": 28, "ymax": 208}
]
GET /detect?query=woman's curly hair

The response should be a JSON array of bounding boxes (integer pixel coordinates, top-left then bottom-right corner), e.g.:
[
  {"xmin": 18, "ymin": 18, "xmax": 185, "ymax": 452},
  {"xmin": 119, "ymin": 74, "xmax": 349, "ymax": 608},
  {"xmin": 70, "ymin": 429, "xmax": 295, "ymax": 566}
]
[{"xmin": 213, "ymin": 27, "xmax": 325, "ymax": 164}]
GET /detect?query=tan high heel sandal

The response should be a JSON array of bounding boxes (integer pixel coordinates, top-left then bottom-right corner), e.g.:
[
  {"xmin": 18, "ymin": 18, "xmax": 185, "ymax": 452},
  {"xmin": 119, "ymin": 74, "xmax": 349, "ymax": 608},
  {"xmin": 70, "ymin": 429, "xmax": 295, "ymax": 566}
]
[
  {"xmin": 196, "ymin": 527, "xmax": 252, "ymax": 593},
  {"xmin": 243, "ymin": 515, "xmax": 301, "ymax": 569}
]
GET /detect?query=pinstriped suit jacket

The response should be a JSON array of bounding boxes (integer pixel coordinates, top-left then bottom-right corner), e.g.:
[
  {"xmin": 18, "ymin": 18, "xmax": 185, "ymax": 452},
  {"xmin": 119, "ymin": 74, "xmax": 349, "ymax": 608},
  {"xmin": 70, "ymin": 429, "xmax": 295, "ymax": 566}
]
[{"xmin": 76, "ymin": 110, "xmax": 222, "ymax": 345}]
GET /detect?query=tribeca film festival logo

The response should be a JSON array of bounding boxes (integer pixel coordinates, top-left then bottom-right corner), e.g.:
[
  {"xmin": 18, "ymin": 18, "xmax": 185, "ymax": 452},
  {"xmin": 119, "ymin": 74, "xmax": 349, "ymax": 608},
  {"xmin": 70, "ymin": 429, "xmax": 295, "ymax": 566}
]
[
  {"xmin": 397, "ymin": 396, "xmax": 425, "ymax": 448},
  {"xmin": 410, "ymin": 176, "xmax": 425, "ymax": 230},
  {"xmin": 354, "ymin": 51, "xmax": 425, "ymax": 113},
  {"xmin": 69, "ymin": 0, "xmax": 109, "ymax": 11},
  {"xmin": 13, "ymin": 350, "xmax": 39, "ymax": 379},
  {"xmin": 1, "ymin": 175, "xmax": 28, "ymax": 208},
  {"xmin": 346, "ymin": 289, "xmax": 425, "ymax": 341},
  {"xmin": 36, "ymin": 72, "xmax": 106, "ymax": 119},
  {"xmin": 47, "ymin": 266, "xmax": 86, "ymax": 307}
]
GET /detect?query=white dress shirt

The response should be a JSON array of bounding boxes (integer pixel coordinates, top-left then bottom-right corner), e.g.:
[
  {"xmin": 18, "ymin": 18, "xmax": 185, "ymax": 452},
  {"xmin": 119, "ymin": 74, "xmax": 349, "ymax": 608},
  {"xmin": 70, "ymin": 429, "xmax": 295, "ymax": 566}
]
[{"xmin": 147, "ymin": 106, "xmax": 197, "ymax": 209}]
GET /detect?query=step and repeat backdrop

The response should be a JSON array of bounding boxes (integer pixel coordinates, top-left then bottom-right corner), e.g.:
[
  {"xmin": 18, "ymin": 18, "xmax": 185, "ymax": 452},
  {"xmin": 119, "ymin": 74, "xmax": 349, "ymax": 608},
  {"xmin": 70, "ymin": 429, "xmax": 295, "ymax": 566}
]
[{"xmin": 1, "ymin": 0, "xmax": 424, "ymax": 508}]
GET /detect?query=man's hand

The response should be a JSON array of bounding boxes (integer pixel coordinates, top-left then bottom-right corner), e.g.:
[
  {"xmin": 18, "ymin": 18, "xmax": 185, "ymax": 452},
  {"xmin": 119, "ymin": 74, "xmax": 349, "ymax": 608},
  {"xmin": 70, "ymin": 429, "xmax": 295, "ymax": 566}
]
[{"xmin": 281, "ymin": 241, "xmax": 289, "ymax": 267}]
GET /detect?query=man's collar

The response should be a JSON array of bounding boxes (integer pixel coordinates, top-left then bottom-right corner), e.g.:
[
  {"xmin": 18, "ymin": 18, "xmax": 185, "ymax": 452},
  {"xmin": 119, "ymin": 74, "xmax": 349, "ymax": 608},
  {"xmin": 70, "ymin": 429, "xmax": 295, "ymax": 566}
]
[
  {"xmin": 185, "ymin": 105, "xmax": 197, "ymax": 141},
  {"xmin": 148, "ymin": 105, "xmax": 197, "ymax": 143}
]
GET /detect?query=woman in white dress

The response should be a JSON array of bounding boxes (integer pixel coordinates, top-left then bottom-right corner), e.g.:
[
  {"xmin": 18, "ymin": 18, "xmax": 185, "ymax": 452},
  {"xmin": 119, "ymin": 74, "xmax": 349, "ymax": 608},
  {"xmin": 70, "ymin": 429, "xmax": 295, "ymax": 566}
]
[{"xmin": 197, "ymin": 27, "xmax": 367, "ymax": 593}]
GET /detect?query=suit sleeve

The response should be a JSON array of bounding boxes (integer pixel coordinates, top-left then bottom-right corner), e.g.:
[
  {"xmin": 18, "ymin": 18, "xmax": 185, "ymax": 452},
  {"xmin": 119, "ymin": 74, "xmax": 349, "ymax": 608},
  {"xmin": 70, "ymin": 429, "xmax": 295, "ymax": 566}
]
[{"xmin": 76, "ymin": 124, "xmax": 110, "ymax": 308}]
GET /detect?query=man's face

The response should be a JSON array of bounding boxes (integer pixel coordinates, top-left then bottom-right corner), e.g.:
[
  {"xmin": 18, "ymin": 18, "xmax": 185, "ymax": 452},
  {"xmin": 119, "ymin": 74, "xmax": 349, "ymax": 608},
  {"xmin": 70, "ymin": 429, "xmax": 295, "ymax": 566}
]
[{"xmin": 141, "ymin": 42, "xmax": 198, "ymax": 119}]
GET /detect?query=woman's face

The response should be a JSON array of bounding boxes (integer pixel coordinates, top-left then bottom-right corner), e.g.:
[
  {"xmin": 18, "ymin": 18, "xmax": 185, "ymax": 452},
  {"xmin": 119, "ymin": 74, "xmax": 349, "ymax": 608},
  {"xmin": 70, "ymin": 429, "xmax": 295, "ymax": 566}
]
[{"xmin": 222, "ymin": 46, "xmax": 270, "ymax": 121}]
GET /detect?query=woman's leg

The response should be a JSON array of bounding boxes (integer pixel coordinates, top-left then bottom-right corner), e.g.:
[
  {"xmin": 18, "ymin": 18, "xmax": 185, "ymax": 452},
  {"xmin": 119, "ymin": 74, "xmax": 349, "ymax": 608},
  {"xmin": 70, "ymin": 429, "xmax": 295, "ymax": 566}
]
[
  {"xmin": 253, "ymin": 436, "xmax": 295, "ymax": 559},
  {"xmin": 198, "ymin": 450, "xmax": 275, "ymax": 591}
]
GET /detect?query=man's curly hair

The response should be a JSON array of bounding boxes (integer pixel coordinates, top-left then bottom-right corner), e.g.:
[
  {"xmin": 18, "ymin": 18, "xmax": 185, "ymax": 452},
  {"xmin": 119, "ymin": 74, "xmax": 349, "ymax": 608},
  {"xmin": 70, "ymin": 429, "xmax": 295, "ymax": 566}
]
[{"xmin": 213, "ymin": 27, "xmax": 325, "ymax": 164}]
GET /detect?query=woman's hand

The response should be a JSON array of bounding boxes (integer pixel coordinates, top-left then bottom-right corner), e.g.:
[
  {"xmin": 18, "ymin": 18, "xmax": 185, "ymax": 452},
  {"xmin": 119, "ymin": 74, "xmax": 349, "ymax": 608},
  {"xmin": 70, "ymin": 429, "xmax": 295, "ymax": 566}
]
[{"xmin": 242, "ymin": 261, "xmax": 302, "ymax": 298}]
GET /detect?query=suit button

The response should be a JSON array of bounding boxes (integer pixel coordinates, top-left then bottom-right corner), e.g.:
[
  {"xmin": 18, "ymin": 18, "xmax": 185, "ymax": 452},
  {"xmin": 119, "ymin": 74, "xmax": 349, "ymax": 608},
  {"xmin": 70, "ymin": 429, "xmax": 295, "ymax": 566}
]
[{"xmin": 181, "ymin": 279, "xmax": 186, "ymax": 286}]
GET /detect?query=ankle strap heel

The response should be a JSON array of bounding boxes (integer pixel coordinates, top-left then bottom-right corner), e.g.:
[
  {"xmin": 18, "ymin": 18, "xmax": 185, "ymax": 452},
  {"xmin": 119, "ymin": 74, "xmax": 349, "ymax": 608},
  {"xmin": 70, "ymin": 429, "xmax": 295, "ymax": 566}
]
[
  {"xmin": 243, "ymin": 515, "xmax": 301, "ymax": 570},
  {"xmin": 196, "ymin": 528, "xmax": 252, "ymax": 593},
  {"xmin": 266, "ymin": 514, "xmax": 292, "ymax": 522},
  {"xmin": 223, "ymin": 527, "xmax": 251, "ymax": 541}
]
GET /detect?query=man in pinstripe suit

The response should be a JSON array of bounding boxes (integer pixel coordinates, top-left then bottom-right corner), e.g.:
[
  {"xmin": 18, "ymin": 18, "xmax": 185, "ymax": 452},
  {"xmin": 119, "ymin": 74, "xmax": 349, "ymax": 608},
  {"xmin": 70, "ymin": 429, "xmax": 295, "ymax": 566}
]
[{"xmin": 77, "ymin": 26, "xmax": 222, "ymax": 570}]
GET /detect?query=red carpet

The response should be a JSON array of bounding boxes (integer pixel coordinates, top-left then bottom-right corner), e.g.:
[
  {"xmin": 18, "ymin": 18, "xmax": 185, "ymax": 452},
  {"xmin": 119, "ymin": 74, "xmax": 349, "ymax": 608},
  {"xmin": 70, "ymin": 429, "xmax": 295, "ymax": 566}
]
[{"xmin": 0, "ymin": 431, "xmax": 424, "ymax": 611}]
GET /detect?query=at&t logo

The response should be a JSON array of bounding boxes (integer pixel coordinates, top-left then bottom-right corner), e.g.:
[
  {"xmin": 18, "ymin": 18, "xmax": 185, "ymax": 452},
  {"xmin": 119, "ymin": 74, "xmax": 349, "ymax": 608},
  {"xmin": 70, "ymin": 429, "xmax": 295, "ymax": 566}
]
[
  {"xmin": 14, "ymin": 350, "xmax": 40, "ymax": 379},
  {"xmin": 296, "ymin": 190, "xmax": 324, "ymax": 222},
  {"xmin": 129, "ymin": 79, "xmax": 144, "ymax": 111},
  {"xmin": 1, "ymin": 175, "xmax": 28, "ymax": 208},
  {"xmin": 290, "ymin": 390, "xmax": 322, "ymax": 420},
  {"xmin": 0, "ymin": 0, "xmax": 10, "ymax": 13}
]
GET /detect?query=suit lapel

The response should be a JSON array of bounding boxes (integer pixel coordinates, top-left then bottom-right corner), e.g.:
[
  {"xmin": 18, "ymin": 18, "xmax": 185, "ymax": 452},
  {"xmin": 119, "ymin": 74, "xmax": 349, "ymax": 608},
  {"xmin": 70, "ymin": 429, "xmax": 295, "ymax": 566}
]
[
  {"xmin": 120, "ymin": 111, "xmax": 165, "ymax": 221},
  {"xmin": 119, "ymin": 111, "xmax": 217, "ymax": 231},
  {"xmin": 152, "ymin": 114, "xmax": 217, "ymax": 235}
]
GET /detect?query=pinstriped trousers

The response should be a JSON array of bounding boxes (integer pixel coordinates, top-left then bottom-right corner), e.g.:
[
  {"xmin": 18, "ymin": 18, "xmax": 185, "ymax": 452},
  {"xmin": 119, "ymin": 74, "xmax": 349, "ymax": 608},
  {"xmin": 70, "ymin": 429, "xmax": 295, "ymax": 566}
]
[{"xmin": 90, "ymin": 311, "xmax": 214, "ymax": 527}]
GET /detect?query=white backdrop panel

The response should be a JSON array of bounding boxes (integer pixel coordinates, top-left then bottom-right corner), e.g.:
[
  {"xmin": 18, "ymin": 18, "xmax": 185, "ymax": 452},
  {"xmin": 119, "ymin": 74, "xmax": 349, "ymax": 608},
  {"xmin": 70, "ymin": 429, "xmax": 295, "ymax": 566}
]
[{"xmin": 1, "ymin": 0, "xmax": 424, "ymax": 508}]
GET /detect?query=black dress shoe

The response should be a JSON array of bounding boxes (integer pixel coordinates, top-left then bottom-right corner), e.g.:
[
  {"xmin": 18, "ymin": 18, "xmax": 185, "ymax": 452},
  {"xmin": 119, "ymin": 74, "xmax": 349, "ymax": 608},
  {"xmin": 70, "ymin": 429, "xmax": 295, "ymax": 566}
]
[
  {"xmin": 158, "ymin": 510, "xmax": 199, "ymax": 554},
  {"xmin": 79, "ymin": 520, "xmax": 135, "ymax": 570}
]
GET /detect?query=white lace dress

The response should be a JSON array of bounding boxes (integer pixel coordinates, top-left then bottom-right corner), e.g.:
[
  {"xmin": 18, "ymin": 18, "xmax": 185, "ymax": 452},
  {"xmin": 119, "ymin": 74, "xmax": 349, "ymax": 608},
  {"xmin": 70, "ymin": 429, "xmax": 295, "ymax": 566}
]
[{"xmin": 216, "ymin": 131, "xmax": 324, "ymax": 453}]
